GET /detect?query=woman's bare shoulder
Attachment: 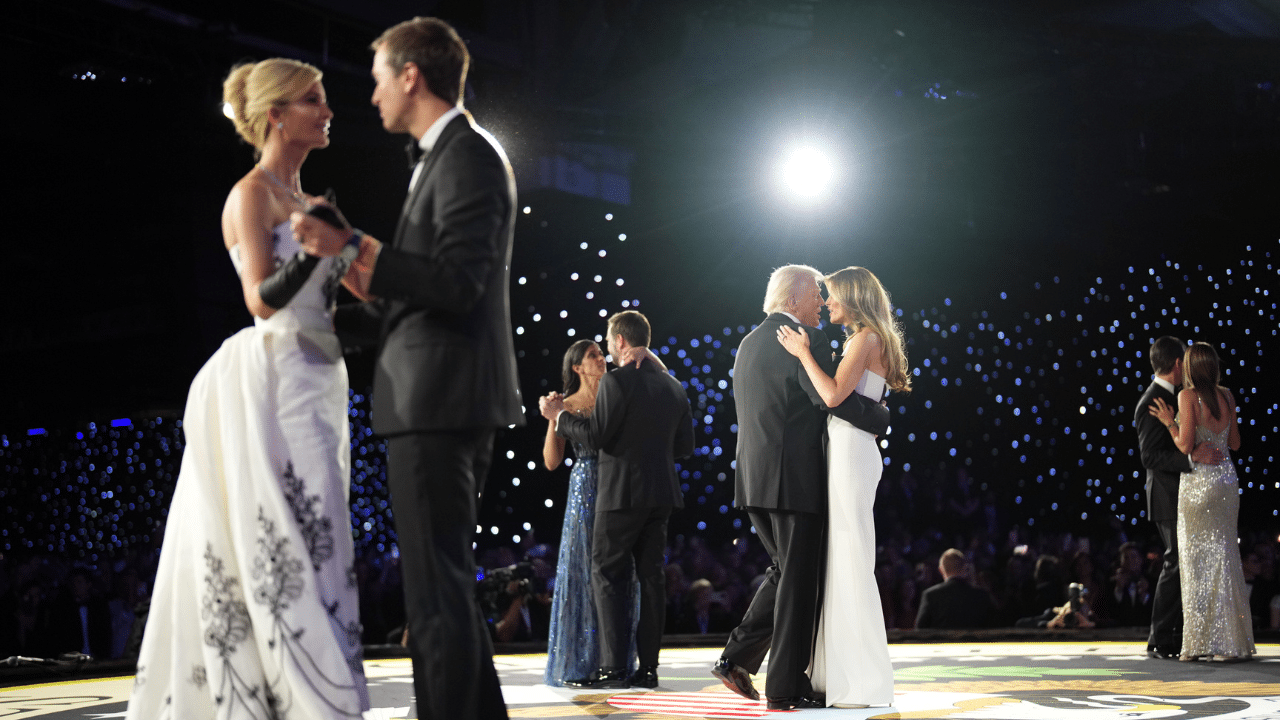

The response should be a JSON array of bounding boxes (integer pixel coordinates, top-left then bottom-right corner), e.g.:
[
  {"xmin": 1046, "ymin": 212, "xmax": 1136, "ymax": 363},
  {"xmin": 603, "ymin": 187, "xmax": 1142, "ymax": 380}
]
[{"xmin": 222, "ymin": 173, "xmax": 282, "ymax": 249}]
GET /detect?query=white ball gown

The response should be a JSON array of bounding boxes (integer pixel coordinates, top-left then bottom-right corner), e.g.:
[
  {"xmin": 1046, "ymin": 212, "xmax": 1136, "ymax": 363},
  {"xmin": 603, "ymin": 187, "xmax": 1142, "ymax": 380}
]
[
  {"xmin": 126, "ymin": 222, "xmax": 369, "ymax": 719},
  {"xmin": 809, "ymin": 366, "xmax": 894, "ymax": 708}
]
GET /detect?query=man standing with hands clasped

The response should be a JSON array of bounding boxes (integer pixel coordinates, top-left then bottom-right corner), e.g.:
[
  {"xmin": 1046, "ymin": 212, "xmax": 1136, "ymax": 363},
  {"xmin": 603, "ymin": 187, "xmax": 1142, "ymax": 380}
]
[
  {"xmin": 1133, "ymin": 335, "xmax": 1221, "ymax": 660},
  {"xmin": 540, "ymin": 311, "xmax": 695, "ymax": 690},
  {"xmin": 293, "ymin": 16, "xmax": 522, "ymax": 720}
]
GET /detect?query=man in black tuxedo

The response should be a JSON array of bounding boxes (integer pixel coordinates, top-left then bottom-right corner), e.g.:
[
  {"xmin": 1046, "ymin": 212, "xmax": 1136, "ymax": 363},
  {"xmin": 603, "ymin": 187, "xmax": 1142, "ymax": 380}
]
[
  {"xmin": 1133, "ymin": 335, "xmax": 1219, "ymax": 659},
  {"xmin": 915, "ymin": 549, "xmax": 994, "ymax": 629},
  {"xmin": 712, "ymin": 265, "xmax": 890, "ymax": 710},
  {"xmin": 294, "ymin": 16, "xmax": 522, "ymax": 720},
  {"xmin": 539, "ymin": 311, "xmax": 694, "ymax": 689}
]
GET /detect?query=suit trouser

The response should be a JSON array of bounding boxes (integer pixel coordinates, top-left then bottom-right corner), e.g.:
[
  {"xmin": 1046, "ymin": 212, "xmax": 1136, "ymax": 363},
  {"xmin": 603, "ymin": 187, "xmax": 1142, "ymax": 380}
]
[
  {"xmin": 592, "ymin": 505, "xmax": 671, "ymax": 669},
  {"xmin": 387, "ymin": 430, "xmax": 507, "ymax": 720},
  {"xmin": 722, "ymin": 509, "xmax": 823, "ymax": 699},
  {"xmin": 1147, "ymin": 518, "xmax": 1182, "ymax": 649}
]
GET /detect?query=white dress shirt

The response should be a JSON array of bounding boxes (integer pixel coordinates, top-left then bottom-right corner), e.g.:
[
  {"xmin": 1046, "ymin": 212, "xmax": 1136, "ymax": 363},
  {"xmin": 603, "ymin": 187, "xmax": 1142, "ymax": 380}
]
[{"xmin": 409, "ymin": 106, "xmax": 463, "ymax": 191}]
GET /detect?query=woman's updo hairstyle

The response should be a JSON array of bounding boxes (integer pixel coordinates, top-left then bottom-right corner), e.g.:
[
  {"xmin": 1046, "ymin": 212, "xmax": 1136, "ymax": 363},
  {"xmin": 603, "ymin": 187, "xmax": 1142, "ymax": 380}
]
[{"xmin": 222, "ymin": 58, "xmax": 322, "ymax": 155}]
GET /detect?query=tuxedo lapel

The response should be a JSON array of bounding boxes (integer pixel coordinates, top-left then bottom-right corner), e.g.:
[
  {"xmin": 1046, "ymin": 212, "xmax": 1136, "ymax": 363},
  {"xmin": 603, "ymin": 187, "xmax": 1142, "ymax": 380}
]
[{"xmin": 392, "ymin": 113, "xmax": 473, "ymax": 248}]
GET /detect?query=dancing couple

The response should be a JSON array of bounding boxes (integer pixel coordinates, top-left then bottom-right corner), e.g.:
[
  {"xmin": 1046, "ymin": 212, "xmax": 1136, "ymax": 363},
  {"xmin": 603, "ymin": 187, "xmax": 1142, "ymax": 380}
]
[
  {"xmin": 712, "ymin": 264, "xmax": 909, "ymax": 710},
  {"xmin": 127, "ymin": 15, "xmax": 521, "ymax": 720},
  {"xmin": 1139, "ymin": 337, "xmax": 1253, "ymax": 663}
]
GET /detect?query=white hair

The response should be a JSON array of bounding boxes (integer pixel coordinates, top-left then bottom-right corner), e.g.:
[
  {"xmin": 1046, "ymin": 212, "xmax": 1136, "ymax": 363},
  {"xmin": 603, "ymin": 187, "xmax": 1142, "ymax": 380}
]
[{"xmin": 762, "ymin": 264, "xmax": 822, "ymax": 315}]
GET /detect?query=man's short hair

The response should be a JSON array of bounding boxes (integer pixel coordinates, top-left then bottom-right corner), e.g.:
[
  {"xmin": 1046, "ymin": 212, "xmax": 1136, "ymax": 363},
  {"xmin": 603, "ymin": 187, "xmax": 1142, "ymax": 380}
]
[
  {"xmin": 1149, "ymin": 335, "xmax": 1184, "ymax": 375},
  {"xmin": 607, "ymin": 311, "xmax": 651, "ymax": 348},
  {"xmin": 372, "ymin": 17, "xmax": 469, "ymax": 105},
  {"xmin": 939, "ymin": 548, "xmax": 966, "ymax": 577},
  {"xmin": 762, "ymin": 265, "xmax": 822, "ymax": 315}
]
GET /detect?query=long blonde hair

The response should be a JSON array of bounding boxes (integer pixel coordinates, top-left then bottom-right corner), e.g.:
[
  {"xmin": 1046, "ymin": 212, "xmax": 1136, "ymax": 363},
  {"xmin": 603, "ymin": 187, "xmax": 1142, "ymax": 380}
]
[
  {"xmin": 824, "ymin": 266, "xmax": 911, "ymax": 393},
  {"xmin": 222, "ymin": 58, "xmax": 322, "ymax": 156}
]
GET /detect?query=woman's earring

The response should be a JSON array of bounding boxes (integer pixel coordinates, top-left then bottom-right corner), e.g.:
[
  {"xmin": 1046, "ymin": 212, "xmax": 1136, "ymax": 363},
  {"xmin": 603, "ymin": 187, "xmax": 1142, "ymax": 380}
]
[{"xmin": 277, "ymin": 122, "xmax": 284, "ymax": 129}]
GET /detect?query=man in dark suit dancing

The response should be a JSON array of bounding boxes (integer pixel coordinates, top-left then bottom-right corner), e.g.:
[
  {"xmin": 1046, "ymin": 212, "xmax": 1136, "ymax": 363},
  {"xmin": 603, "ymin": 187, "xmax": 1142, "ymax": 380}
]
[
  {"xmin": 712, "ymin": 265, "xmax": 890, "ymax": 710},
  {"xmin": 1133, "ymin": 335, "xmax": 1220, "ymax": 659},
  {"xmin": 539, "ymin": 311, "xmax": 694, "ymax": 689},
  {"xmin": 293, "ymin": 16, "xmax": 522, "ymax": 719}
]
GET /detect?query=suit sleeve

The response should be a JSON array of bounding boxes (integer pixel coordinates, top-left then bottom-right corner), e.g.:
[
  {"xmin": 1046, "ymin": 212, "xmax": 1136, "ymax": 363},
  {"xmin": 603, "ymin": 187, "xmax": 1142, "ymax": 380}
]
[
  {"xmin": 1134, "ymin": 402, "xmax": 1192, "ymax": 474},
  {"xmin": 674, "ymin": 393, "xmax": 695, "ymax": 459},
  {"xmin": 368, "ymin": 133, "xmax": 510, "ymax": 312},
  {"xmin": 558, "ymin": 372, "xmax": 626, "ymax": 451},
  {"xmin": 800, "ymin": 327, "xmax": 892, "ymax": 435},
  {"xmin": 914, "ymin": 590, "xmax": 934, "ymax": 629}
]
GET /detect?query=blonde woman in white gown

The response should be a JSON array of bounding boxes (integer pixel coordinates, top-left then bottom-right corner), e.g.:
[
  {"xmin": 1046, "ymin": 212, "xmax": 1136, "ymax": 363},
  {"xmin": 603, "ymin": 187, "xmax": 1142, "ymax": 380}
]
[
  {"xmin": 1148, "ymin": 342, "xmax": 1253, "ymax": 662},
  {"xmin": 126, "ymin": 58, "xmax": 370, "ymax": 719},
  {"xmin": 778, "ymin": 266, "xmax": 910, "ymax": 709}
]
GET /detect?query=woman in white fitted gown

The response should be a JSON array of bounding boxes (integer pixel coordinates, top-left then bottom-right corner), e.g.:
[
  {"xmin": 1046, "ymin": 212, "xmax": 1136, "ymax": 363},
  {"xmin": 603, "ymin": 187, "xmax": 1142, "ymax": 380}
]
[
  {"xmin": 126, "ymin": 58, "xmax": 370, "ymax": 719},
  {"xmin": 778, "ymin": 266, "xmax": 911, "ymax": 709}
]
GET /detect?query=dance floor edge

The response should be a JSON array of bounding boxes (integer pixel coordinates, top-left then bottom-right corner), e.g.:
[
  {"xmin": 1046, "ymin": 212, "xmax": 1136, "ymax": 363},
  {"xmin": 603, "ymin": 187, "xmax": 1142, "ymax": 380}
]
[{"xmin": 3, "ymin": 643, "xmax": 1278, "ymax": 719}]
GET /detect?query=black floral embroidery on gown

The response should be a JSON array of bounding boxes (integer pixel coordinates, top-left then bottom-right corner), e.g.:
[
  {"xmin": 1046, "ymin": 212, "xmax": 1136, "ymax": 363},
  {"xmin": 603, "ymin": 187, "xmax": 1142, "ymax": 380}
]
[
  {"xmin": 201, "ymin": 544, "xmax": 274, "ymax": 719},
  {"xmin": 282, "ymin": 462, "xmax": 335, "ymax": 572},
  {"xmin": 281, "ymin": 463, "xmax": 365, "ymax": 671},
  {"xmin": 253, "ymin": 467, "xmax": 365, "ymax": 716}
]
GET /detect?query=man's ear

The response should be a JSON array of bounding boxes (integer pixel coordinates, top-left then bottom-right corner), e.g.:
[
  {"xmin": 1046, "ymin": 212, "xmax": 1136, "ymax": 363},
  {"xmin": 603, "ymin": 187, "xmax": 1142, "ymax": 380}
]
[{"xmin": 401, "ymin": 62, "xmax": 420, "ymax": 93}]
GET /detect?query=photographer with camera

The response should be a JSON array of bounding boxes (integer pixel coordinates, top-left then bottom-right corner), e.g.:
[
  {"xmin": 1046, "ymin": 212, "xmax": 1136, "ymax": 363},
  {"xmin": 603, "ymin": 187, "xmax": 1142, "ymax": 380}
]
[
  {"xmin": 477, "ymin": 561, "xmax": 552, "ymax": 643},
  {"xmin": 1015, "ymin": 582, "xmax": 1096, "ymax": 629}
]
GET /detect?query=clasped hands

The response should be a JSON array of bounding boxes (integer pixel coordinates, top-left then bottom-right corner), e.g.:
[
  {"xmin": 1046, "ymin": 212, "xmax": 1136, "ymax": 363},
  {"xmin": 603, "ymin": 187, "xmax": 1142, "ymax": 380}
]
[
  {"xmin": 290, "ymin": 205, "xmax": 356, "ymax": 257},
  {"xmin": 537, "ymin": 346, "xmax": 660, "ymax": 422},
  {"xmin": 289, "ymin": 205, "xmax": 381, "ymax": 301}
]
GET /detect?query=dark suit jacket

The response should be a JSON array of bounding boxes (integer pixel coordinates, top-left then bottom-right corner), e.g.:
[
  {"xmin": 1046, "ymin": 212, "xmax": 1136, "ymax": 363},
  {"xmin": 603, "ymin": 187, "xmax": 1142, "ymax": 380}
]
[
  {"xmin": 1133, "ymin": 381, "xmax": 1191, "ymax": 523},
  {"xmin": 338, "ymin": 113, "xmax": 524, "ymax": 434},
  {"xmin": 732, "ymin": 314, "xmax": 892, "ymax": 515},
  {"xmin": 558, "ymin": 361, "xmax": 694, "ymax": 512},
  {"xmin": 914, "ymin": 577, "xmax": 994, "ymax": 629}
]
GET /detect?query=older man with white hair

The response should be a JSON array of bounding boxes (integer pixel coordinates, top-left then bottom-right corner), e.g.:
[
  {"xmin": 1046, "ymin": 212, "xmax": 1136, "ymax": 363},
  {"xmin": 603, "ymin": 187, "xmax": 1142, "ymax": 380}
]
[{"xmin": 711, "ymin": 265, "xmax": 891, "ymax": 710}]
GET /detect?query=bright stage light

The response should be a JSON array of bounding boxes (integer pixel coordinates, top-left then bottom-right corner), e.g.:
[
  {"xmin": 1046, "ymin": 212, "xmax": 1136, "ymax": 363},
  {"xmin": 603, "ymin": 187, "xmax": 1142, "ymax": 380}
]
[{"xmin": 778, "ymin": 146, "xmax": 836, "ymax": 202}]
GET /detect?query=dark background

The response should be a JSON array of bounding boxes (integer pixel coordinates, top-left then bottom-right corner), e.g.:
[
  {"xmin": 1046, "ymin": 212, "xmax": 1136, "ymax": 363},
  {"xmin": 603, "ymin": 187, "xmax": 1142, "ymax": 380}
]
[{"xmin": 4, "ymin": 0, "xmax": 1278, "ymax": 555}]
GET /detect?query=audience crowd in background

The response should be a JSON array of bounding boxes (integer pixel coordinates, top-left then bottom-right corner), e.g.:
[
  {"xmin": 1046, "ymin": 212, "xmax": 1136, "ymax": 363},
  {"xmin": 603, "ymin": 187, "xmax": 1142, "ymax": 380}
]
[{"xmin": 3, "ymin": 461, "xmax": 1278, "ymax": 661}]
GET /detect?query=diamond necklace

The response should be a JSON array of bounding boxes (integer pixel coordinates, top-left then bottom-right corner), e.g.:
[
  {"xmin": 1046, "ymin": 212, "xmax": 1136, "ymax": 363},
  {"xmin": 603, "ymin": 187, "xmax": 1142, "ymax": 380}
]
[{"xmin": 256, "ymin": 163, "xmax": 305, "ymax": 204}]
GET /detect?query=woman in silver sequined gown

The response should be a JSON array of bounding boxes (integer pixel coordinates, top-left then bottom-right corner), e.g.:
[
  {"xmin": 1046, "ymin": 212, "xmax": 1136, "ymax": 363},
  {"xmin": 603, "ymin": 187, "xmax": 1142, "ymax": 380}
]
[
  {"xmin": 541, "ymin": 341, "xmax": 639, "ymax": 685},
  {"xmin": 1149, "ymin": 342, "xmax": 1253, "ymax": 662}
]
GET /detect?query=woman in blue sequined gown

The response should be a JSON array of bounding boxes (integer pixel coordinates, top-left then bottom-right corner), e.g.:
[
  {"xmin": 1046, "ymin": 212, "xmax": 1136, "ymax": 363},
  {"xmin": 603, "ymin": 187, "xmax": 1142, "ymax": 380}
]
[
  {"xmin": 1149, "ymin": 342, "xmax": 1253, "ymax": 662},
  {"xmin": 541, "ymin": 340, "xmax": 639, "ymax": 686},
  {"xmin": 127, "ymin": 59, "xmax": 369, "ymax": 719}
]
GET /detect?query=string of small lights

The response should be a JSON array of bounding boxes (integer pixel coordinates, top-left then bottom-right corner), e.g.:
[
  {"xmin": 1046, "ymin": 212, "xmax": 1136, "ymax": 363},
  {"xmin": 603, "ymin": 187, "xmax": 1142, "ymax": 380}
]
[{"xmin": 2, "ymin": 236, "xmax": 1274, "ymax": 562}]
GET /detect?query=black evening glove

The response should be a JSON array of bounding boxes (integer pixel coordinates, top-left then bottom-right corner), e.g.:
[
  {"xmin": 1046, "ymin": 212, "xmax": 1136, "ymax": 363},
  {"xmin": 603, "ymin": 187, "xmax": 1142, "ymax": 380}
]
[
  {"xmin": 258, "ymin": 190, "xmax": 351, "ymax": 310},
  {"xmin": 258, "ymin": 252, "xmax": 321, "ymax": 310}
]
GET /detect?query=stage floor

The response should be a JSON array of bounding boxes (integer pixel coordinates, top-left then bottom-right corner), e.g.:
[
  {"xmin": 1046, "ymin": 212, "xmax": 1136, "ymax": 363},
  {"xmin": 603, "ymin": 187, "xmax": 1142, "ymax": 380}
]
[{"xmin": 3, "ymin": 642, "xmax": 1278, "ymax": 719}]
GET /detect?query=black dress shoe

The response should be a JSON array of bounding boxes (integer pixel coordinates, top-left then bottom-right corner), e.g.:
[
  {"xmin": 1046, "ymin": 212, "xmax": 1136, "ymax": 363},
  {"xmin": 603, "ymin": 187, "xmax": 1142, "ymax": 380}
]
[
  {"xmin": 1146, "ymin": 646, "xmax": 1178, "ymax": 660},
  {"xmin": 711, "ymin": 657, "xmax": 759, "ymax": 701},
  {"xmin": 564, "ymin": 667, "xmax": 629, "ymax": 689},
  {"xmin": 628, "ymin": 665, "xmax": 659, "ymax": 688},
  {"xmin": 767, "ymin": 694, "xmax": 825, "ymax": 710}
]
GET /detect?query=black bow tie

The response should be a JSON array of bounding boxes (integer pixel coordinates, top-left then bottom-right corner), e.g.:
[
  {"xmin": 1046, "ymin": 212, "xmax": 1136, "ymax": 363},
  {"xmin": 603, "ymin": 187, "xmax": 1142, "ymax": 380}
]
[{"xmin": 405, "ymin": 141, "xmax": 425, "ymax": 169}]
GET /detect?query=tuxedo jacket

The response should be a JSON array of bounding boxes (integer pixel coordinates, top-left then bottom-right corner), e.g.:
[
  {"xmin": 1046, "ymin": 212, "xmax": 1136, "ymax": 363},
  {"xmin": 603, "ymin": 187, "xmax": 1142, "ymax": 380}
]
[
  {"xmin": 732, "ymin": 313, "xmax": 892, "ymax": 515},
  {"xmin": 558, "ymin": 361, "xmax": 694, "ymax": 513},
  {"xmin": 339, "ymin": 113, "xmax": 524, "ymax": 435},
  {"xmin": 1133, "ymin": 381, "xmax": 1191, "ymax": 523},
  {"xmin": 915, "ymin": 577, "xmax": 994, "ymax": 629}
]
